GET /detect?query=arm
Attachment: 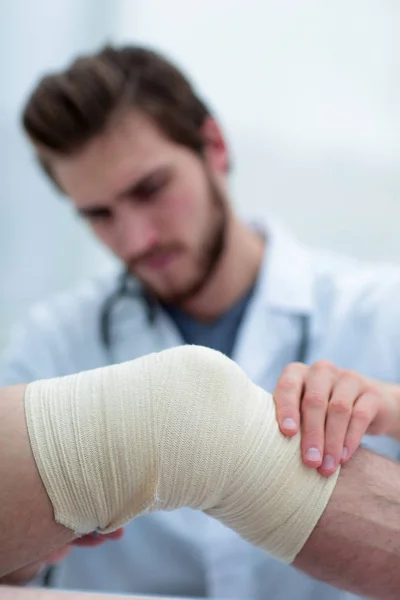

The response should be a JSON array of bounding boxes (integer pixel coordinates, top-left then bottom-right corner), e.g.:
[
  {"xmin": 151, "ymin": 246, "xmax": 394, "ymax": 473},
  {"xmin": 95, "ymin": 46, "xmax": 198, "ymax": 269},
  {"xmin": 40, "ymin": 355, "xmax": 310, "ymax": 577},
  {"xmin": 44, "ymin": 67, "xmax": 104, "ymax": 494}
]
[
  {"xmin": 0, "ymin": 321, "xmax": 71, "ymax": 585},
  {"xmin": 0, "ymin": 317, "xmax": 74, "ymax": 580},
  {"xmin": 0, "ymin": 317, "xmax": 123, "ymax": 585},
  {"xmin": 0, "ymin": 315, "xmax": 74, "ymax": 576},
  {"xmin": 1, "ymin": 347, "xmax": 400, "ymax": 599},
  {"xmin": 0, "ymin": 385, "xmax": 122, "ymax": 579},
  {"xmin": 0, "ymin": 384, "xmax": 75, "ymax": 574},
  {"xmin": 295, "ymin": 448, "xmax": 400, "ymax": 599}
]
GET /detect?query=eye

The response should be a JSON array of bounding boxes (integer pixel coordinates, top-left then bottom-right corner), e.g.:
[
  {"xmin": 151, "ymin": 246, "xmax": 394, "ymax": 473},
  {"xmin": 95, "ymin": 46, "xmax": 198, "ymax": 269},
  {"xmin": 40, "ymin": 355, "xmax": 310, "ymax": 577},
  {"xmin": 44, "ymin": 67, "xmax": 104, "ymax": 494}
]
[
  {"xmin": 82, "ymin": 208, "xmax": 113, "ymax": 223},
  {"xmin": 135, "ymin": 173, "xmax": 169, "ymax": 202}
]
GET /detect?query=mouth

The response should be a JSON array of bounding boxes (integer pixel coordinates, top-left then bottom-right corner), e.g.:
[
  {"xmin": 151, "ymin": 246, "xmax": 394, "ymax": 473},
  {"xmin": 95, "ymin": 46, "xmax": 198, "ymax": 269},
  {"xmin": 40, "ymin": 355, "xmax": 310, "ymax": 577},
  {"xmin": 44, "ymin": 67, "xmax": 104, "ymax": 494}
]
[{"xmin": 137, "ymin": 250, "xmax": 179, "ymax": 272}]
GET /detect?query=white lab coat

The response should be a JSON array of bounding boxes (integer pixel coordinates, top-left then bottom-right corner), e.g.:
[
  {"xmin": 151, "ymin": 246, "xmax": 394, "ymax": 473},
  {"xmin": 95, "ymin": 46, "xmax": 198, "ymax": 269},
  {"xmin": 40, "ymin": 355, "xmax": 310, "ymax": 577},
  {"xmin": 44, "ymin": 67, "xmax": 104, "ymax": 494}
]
[{"xmin": 2, "ymin": 221, "xmax": 400, "ymax": 599}]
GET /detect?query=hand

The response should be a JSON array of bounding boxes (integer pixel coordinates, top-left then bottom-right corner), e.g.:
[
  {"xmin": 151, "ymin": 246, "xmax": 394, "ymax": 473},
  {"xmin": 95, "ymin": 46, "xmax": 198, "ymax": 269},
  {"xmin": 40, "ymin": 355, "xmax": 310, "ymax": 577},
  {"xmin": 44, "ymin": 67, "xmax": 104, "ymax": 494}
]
[
  {"xmin": 72, "ymin": 528, "xmax": 124, "ymax": 548},
  {"xmin": 273, "ymin": 360, "xmax": 399, "ymax": 477},
  {"xmin": 0, "ymin": 529, "xmax": 124, "ymax": 585}
]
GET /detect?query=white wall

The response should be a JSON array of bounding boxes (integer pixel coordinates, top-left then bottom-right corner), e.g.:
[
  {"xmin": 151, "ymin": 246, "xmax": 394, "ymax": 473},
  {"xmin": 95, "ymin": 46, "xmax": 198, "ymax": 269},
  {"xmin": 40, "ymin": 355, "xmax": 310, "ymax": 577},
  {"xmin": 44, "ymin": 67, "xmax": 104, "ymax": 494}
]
[
  {"xmin": 115, "ymin": 0, "xmax": 398, "ymax": 261},
  {"xmin": 0, "ymin": 0, "xmax": 118, "ymax": 348}
]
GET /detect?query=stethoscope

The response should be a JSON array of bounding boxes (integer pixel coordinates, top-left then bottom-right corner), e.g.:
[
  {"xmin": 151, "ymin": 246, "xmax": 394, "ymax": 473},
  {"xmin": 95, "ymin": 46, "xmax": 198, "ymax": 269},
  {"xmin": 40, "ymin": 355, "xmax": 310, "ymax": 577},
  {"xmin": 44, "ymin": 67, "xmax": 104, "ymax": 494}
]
[
  {"xmin": 99, "ymin": 271, "xmax": 156, "ymax": 350},
  {"xmin": 43, "ymin": 273, "xmax": 310, "ymax": 587},
  {"xmin": 99, "ymin": 270, "xmax": 311, "ymax": 362}
]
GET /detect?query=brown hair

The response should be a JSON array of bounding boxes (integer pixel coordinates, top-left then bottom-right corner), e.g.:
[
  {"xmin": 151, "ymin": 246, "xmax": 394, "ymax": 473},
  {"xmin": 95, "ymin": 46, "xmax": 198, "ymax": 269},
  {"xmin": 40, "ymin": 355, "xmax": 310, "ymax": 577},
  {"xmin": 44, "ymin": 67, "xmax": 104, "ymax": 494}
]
[{"xmin": 22, "ymin": 45, "xmax": 214, "ymax": 187}]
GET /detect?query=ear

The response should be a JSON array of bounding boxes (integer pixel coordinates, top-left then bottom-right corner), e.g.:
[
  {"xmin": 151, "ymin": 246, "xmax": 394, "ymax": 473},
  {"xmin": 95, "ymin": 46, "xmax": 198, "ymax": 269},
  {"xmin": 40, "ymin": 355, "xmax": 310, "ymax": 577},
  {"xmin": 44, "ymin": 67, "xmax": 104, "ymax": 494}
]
[{"xmin": 201, "ymin": 117, "xmax": 229, "ymax": 173}]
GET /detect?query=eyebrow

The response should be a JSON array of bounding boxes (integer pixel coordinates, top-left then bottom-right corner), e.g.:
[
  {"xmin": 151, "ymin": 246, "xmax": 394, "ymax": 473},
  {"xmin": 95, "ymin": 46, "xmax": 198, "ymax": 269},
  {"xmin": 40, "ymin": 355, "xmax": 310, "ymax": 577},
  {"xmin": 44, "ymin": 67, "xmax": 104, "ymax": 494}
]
[
  {"xmin": 76, "ymin": 166, "xmax": 171, "ymax": 217},
  {"xmin": 117, "ymin": 165, "xmax": 171, "ymax": 199},
  {"xmin": 77, "ymin": 205, "xmax": 111, "ymax": 218}
]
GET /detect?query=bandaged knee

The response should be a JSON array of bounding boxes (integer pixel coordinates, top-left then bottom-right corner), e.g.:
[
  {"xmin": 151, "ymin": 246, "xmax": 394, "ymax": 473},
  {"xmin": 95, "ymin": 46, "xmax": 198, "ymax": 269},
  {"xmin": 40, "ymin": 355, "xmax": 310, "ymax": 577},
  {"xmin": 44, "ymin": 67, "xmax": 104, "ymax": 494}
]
[{"xmin": 25, "ymin": 346, "xmax": 339, "ymax": 564}]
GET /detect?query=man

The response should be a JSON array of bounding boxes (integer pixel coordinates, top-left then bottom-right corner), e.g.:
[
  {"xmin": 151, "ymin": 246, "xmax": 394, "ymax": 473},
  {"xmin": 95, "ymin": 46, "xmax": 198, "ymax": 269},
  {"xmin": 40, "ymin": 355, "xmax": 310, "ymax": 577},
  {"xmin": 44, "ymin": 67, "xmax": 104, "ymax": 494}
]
[
  {"xmin": 2, "ymin": 44, "xmax": 400, "ymax": 598},
  {"xmin": 1, "ymin": 350, "xmax": 400, "ymax": 600}
]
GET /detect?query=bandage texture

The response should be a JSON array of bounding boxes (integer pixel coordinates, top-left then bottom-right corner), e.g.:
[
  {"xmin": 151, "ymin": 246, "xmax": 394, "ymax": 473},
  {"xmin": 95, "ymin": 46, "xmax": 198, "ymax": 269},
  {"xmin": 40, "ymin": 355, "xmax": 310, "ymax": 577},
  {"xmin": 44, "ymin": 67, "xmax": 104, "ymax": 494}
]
[{"xmin": 25, "ymin": 345, "xmax": 339, "ymax": 563}]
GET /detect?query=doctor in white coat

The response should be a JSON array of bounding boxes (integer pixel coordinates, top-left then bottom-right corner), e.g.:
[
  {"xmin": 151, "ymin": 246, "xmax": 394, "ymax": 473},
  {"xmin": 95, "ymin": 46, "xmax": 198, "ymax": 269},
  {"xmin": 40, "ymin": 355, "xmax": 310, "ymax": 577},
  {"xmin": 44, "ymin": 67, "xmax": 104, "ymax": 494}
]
[{"xmin": 2, "ymin": 44, "xmax": 400, "ymax": 599}]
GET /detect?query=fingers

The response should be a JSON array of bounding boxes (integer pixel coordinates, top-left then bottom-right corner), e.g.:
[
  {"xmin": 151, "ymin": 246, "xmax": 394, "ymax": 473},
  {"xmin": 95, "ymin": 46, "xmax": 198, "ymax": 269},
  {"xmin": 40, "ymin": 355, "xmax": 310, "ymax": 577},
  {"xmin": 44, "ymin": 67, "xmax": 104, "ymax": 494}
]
[
  {"xmin": 317, "ymin": 371, "xmax": 363, "ymax": 477},
  {"xmin": 300, "ymin": 361, "xmax": 337, "ymax": 468},
  {"xmin": 42, "ymin": 528, "xmax": 125, "ymax": 569},
  {"xmin": 275, "ymin": 361, "xmax": 385, "ymax": 477},
  {"xmin": 274, "ymin": 362, "xmax": 308, "ymax": 436},
  {"xmin": 341, "ymin": 392, "xmax": 380, "ymax": 463},
  {"xmin": 72, "ymin": 527, "xmax": 124, "ymax": 547}
]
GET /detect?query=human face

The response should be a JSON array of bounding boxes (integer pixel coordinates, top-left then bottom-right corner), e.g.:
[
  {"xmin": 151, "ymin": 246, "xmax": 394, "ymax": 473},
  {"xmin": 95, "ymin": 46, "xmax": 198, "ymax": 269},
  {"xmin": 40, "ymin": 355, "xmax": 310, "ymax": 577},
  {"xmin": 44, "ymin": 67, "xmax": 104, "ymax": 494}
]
[{"xmin": 51, "ymin": 111, "xmax": 230, "ymax": 304}]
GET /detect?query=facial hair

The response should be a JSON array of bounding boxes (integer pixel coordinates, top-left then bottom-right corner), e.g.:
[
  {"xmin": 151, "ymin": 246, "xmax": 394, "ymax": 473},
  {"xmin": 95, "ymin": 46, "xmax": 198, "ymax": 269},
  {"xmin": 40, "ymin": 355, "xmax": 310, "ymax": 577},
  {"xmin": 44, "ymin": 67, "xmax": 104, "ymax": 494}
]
[
  {"xmin": 171, "ymin": 181, "xmax": 228, "ymax": 304},
  {"xmin": 137, "ymin": 172, "xmax": 229, "ymax": 306}
]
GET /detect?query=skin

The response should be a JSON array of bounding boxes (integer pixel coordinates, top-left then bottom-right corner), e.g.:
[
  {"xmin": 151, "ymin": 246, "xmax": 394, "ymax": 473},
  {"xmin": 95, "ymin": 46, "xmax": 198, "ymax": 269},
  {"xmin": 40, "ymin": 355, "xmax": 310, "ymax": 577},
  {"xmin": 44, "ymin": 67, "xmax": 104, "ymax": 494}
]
[
  {"xmin": 273, "ymin": 360, "xmax": 400, "ymax": 476},
  {"xmin": 1, "ymin": 381, "xmax": 400, "ymax": 599},
  {"xmin": 0, "ymin": 386, "xmax": 123, "ymax": 585}
]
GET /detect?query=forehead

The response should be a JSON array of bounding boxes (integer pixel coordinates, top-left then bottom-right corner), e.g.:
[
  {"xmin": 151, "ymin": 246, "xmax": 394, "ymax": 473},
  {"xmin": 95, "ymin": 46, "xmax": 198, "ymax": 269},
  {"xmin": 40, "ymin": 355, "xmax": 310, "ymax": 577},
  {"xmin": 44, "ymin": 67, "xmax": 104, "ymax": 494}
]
[{"xmin": 51, "ymin": 111, "xmax": 177, "ymax": 205}]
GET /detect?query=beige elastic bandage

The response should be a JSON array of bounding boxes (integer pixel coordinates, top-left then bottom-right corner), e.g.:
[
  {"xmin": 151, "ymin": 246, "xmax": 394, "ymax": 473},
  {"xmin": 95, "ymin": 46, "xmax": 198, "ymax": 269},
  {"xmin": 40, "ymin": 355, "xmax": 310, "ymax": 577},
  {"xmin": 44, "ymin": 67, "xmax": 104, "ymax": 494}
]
[{"xmin": 25, "ymin": 345, "xmax": 339, "ymax": 564}]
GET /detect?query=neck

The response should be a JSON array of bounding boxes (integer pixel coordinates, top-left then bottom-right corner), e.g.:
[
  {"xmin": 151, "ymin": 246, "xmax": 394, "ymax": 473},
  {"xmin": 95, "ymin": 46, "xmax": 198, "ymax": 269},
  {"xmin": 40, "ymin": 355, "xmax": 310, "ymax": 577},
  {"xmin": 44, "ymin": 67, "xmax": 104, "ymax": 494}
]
[{"xmin": 181, "ymin": 217, "xmax": 265, "ymax": 321}]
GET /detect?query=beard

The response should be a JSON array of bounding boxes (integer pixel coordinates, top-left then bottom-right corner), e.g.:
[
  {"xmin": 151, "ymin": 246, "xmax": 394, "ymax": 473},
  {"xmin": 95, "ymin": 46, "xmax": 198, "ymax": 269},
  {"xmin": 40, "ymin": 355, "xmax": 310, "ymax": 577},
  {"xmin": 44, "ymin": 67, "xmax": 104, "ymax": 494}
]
[
  {"xmin": 133, "ymin": 173, "xmax": 229, "ymax": 306},
  {"xmin": 168, "ymin": 185, "xmax": 227, "ymax": 305}
]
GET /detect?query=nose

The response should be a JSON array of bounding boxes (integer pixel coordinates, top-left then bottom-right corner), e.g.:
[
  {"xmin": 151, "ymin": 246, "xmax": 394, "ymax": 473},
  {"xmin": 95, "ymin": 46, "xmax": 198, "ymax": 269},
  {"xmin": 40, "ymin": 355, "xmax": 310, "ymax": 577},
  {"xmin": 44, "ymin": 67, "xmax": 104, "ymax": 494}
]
[{"xmin": 116, "ymin": 206, "xmax": 158, "ymax": 260}]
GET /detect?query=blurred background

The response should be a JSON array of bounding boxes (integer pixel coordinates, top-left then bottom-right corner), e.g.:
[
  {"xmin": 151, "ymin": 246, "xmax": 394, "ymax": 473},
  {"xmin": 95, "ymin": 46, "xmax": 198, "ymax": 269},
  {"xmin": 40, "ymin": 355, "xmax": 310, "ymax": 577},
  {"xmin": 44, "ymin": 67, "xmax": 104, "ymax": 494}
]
[{"xmin": 0, "ymin": 0, "xmax": 398, "ymax": 349}]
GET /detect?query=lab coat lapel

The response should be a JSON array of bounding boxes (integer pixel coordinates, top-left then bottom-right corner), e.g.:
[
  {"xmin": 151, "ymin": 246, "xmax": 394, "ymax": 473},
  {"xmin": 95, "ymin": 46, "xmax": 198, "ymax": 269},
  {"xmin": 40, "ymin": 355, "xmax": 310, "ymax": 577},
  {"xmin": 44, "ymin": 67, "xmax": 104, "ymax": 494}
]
[{"xmin": 233, "ymin": 221, "xmax": 315, "ymax": 385}]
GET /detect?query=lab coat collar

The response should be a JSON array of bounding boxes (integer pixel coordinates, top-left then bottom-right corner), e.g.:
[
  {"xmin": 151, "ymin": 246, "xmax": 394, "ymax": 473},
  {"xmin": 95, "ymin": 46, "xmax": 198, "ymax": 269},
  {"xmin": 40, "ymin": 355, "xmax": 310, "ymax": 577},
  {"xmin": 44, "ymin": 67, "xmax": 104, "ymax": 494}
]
[
  {"xmin": 255, "ymin": 219, "xmax": 314, "ymax": 315},
  {"xmin": 121, "ymin": 218, "xmax": 315, "ymax": 317}
]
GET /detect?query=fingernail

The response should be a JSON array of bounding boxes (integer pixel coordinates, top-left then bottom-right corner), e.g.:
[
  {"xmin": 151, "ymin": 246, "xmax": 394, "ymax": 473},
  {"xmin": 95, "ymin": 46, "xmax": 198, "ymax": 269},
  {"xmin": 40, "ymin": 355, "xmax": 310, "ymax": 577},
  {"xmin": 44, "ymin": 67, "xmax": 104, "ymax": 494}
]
[
  {"xmin": 282, "ymin": 418, "xmax": 297, "ymax": 431},
  {"xmin": 341, "ymin": 447, "xmax": 348, "ymax": 461},
  {"xmin": 322, "ymin": 454, "xmax": 335, "ymax": 471},
  {"xmin": 305, "ymin": 447, "xmax": 322, "ymax": 462}
]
